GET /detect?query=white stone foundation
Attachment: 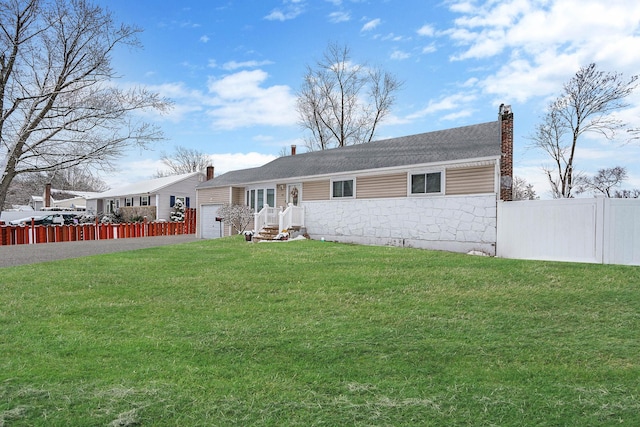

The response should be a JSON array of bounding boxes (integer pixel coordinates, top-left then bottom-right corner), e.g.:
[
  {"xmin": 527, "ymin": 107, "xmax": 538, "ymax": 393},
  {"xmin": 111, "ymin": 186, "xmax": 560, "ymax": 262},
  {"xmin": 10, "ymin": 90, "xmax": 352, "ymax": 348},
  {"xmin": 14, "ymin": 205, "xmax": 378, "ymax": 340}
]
[{"xmin": 304, "ymin": 194, "xmax": 497, "ymax": 255}]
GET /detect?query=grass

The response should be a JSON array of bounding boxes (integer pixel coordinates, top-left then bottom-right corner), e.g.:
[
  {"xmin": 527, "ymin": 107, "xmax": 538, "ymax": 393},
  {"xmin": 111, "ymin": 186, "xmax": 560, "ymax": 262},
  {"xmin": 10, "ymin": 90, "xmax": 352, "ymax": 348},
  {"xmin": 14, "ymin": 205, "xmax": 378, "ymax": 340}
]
[{"xmin": 0, "ymin": 236, "xmax": 639, "ymax": 426}]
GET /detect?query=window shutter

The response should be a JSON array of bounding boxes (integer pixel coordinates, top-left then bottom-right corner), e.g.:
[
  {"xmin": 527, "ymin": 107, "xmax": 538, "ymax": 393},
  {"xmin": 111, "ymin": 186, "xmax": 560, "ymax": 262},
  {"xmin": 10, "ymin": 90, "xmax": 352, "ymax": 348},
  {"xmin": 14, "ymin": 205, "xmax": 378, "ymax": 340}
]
[
  {"xmin": 170, "ymin": 195, "xmax": 175, "ymax": 207},
  {"xmin": 185, "ymin": 197, "xmax": 190, "ymax": 208}
]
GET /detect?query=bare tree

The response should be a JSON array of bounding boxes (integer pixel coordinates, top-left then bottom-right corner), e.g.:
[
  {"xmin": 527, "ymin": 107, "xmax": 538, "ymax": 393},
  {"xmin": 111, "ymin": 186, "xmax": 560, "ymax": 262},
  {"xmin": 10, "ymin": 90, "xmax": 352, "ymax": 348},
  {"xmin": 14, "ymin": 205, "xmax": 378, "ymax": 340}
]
[
  {"xmin": 297, "ymin": 42, "xmax": 402, "ymax": 151},
  {"xmin": 4, "ymin": 165, "xmax": 107, "ymax": 207},
  {"xmin": 0, "ymin": 0, "xmax": 170, "ymax": 209},
  {"xmin": 155, "ymin": 146, "xmax": 212, "ymax": 177},
  {"xmin": 576, "ymin": 166, "xmax": 628, "ymax": 197},
  {"xmin": 216, "ymin": 203, "xmax": 253, "ymax": 234},
  {"xmin": 512, "ymin": 176, "xmax": 539, "ymax": 200},
  {"xmin": 613, "ymin": 189, "xmax": 640, "ymax": 198},
  {"xmin": 530, "ymin": 63, "xmax": 638, "ymax": 198}
]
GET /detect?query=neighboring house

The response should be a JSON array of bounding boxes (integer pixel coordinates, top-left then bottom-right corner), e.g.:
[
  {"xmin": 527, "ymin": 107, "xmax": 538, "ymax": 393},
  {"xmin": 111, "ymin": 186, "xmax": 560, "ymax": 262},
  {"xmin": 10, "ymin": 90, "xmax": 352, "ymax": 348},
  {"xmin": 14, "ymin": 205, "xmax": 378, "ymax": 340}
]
[
  {"xmin": 30, "ymin": 195, "xmax": 46, "ymax": 211},
  {"xmin": 87, "ymin": 171, "xmax": 206, "ymax": 221},
  {"xmin": 50, "ymin": 190, "xmax": 102, "ymax": 211},
  {"xmin": 196, "ymin": 106, "xmax": 514, "ymax": 255},
  {"xmin": 30, "ymin": 184, "xmax": 98, "ymax": 211}
]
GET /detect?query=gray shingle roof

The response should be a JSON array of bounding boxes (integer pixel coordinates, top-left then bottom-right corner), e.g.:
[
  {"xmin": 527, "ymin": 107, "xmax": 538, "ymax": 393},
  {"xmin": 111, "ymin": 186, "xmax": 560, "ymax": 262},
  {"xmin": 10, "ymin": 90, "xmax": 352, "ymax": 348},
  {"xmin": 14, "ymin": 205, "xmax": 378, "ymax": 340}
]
[{"xmin": 198, "ymin": 120, "xmax": 500, "ymax": 188}]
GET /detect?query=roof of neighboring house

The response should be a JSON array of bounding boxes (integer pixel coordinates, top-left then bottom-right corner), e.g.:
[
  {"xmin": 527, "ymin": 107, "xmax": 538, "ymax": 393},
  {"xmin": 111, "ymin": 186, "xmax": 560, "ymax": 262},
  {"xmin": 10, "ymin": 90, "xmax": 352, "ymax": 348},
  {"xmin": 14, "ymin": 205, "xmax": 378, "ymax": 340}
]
[
  {"xmin": 89, "ymin": 171, "xmax": 204, "ymax": 199},
  {"xmin": 198, "ymin": 120, "xmax": 501, "ymax": 189},
  {"xmin": 51, "ymin": 189, "xmax": 102, "ymax": 199}
]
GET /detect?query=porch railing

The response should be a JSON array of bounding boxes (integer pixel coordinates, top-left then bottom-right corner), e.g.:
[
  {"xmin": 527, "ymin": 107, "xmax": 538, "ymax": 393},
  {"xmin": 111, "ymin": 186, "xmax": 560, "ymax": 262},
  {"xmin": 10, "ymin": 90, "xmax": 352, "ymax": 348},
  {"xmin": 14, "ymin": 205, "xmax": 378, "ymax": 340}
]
[
  {"xmin": 254, "ymin": 205, "xmax": 280, "ymax": 232},
  {"xmin": 253, "ymin": 204, "xmax": 305, "ymax": 233},
  {"xmin": 279, "ymin": 203, "xmax": 305, "ymax": 232}
]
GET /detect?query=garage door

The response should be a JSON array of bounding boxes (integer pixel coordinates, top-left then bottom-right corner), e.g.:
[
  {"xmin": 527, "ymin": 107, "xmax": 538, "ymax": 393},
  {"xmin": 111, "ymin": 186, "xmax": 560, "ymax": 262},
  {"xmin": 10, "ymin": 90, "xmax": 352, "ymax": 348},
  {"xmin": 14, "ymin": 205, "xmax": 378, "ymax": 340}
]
[{"xmin": 200, "ymin": 204, "xmax": 223, "ymax": 239}]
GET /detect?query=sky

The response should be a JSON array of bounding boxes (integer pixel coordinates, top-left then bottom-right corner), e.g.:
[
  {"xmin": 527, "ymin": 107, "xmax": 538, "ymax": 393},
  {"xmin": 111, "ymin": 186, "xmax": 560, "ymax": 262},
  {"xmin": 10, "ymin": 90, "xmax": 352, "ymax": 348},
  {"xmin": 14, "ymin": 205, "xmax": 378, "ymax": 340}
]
[{"xmin": 95, "ymin": 0, "xmax": 640, "ymax": 198}]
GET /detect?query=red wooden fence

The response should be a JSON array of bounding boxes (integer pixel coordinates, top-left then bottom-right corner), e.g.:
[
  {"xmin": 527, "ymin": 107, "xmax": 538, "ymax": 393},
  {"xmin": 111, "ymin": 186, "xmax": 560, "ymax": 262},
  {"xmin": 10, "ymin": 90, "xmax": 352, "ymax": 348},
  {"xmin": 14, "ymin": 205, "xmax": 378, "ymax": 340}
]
[{"xmin": 0, "ymin": 208, "xmax": 196, "ymax": 246}]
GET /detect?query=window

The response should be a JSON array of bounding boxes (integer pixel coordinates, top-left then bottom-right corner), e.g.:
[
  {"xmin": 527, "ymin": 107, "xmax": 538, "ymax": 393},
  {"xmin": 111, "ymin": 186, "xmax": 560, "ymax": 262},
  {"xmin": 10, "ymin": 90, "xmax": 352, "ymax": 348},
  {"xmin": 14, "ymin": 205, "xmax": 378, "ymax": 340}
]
[
  {"xmin": 170, "ymin": 196, "xmax": 189, "ymax": 207},
  {"xmin": 246, "ymin": 187, "xmax": 276, "ymax": 212},
  {"xmin": 140, "ymin": 195, "xmax": 150, "ymax": 206},
  {"xmin": 267, "ymin": 189, "xmax": 275, "ymax": 207},
  {"xmin": 125, "ymin": 197, "xmax": 133, "ymax": 207},
  {"xmin": 257, "ymin": 189, "xmax": 264, "ymax": 211},
  {"xmin": 332, "ymin": 179, "xmax": 354, "ymax": 198},
  {"xmin": 411, "ymin": 172, "xmax": 442, "ymax": 194}
]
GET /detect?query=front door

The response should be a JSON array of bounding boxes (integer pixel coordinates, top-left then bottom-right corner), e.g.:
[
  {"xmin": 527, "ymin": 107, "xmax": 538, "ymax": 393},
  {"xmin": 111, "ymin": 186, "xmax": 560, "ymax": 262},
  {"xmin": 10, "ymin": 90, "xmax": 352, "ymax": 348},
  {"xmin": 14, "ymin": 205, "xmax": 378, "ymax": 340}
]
[{"xmin": 287, "ymin": 183, "xmax": 301, "ymax": 206}]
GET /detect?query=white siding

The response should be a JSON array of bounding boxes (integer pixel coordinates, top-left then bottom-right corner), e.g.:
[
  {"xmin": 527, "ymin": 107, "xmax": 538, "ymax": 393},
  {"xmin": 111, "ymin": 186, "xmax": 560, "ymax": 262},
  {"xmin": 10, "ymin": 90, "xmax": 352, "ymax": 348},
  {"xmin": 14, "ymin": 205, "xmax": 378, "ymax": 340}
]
[{"xmin": 155, "ymin": 174, "xmax": 202, "ymax": 220}]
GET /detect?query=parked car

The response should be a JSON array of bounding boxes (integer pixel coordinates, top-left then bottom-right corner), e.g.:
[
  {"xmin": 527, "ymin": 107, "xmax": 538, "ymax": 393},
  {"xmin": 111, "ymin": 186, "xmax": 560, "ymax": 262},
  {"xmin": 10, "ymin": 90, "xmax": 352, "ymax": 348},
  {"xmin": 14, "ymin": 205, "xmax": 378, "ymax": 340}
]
[{"xmin": 9, "ymin": 213, "xmax": 80, "ymax": 226}]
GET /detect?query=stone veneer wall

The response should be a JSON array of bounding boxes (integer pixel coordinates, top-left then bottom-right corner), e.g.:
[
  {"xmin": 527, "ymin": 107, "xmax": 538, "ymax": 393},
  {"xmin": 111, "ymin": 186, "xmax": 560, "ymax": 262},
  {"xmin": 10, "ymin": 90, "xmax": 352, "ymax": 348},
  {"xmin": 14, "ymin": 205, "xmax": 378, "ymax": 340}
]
[{"xmin": 303, "ymin": 194, "xmax": 497, "ymax": 255}]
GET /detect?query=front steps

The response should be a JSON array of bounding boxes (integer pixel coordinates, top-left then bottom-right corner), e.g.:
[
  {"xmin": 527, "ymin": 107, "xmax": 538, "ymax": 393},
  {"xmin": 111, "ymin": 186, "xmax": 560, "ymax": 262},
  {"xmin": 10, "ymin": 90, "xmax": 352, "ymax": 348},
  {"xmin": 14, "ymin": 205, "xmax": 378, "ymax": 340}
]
[
  {"xmin": 251, "ymin": 225, "xmax": 308, "ymax": 242},
  {"xmin": 252, "ymin": 225, "xmax": 280, "ymax": 242}
]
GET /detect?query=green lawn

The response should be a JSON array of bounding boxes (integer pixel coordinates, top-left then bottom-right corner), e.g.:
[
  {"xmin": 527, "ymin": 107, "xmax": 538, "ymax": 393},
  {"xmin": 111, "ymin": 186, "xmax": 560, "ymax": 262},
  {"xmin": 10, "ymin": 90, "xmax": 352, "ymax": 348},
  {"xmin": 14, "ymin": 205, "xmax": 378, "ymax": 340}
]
[{"xmin": 1, "ymin": 236, "xmax": 639, "ymax": 426}]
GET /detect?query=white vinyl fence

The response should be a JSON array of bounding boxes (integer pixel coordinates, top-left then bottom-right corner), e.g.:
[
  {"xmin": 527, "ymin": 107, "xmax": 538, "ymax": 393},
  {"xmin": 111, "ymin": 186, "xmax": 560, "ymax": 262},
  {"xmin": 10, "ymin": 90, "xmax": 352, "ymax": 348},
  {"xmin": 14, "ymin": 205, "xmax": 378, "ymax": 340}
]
[{"xmin": 497, "ymin": 198, "xmax": 640, "ymax": 265}]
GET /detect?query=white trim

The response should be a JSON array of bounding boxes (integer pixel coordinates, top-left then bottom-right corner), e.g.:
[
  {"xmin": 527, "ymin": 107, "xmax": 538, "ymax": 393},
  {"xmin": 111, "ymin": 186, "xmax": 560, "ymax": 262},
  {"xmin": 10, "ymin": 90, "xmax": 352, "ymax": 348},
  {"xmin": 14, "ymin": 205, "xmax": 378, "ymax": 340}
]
[
  {"xmin": 407, "ymin": 170, "xmax": 444, "ymax": 196},
  {"xmin": 331, "ymin": 177, "xmax": 356, "ymax": 199}
]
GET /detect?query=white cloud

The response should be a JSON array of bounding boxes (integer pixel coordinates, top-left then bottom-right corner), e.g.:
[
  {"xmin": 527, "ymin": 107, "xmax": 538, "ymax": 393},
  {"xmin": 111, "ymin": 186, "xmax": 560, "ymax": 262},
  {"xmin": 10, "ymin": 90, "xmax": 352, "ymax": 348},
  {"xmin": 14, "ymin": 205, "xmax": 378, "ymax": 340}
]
[
  {"xmin": 328, "ymin": 11, "xmax": 350, "ymax": 23},
  {"xmin": 361, "ymin": 18, "xmax": 381, "ymax": 32},
  {"xmin": 381, "ymin": 33, "xmax": 406, "ymax": 42},
  {"xmin": 479, "ymin": 55, "xmax": 580, "ymax": 103},
  {"xmin": 264, "ymin": 1, "xmax": 305, "ymax": 21},
  {"xmin": 406, "ymin": 93, "xmax": 478, "ymax": 121},
  {"xmin": 264, "ymin": 10, "xmax": 288, "ymax": 21},
  {"xmin": 390, "ymin": 50, "xmax": 410, "ymax": 60},
  {"xmin": 206, "ymin": 70, "xmax": 297, "ymax": 129},
  {"xmin": 441, "ymin": 110, "xmax": 474, "ymax": 121},
  {"xmin": 209, "ymin": 152, "xmax": 277, "ymax": 175},
  {"xmin": 200, "ymin": 35, "xmax": 209, "ymax": 43},
  {"xmin": 144, "ymin": 82, "xmax": 206, "ymax": 123},
  {"xmin": 421, "ymin": 43, "xmax": 437, "ymax": 54},
  {"xmin": 447, "ymin": 0, "xmax": 640, "ymax": 62},
  {"xmin": 222, "ymin": 60, "xmax": 275, "ymax": 70},
  {"xmin": 443, "ymin": 0, "xmax": 640, "ymax": 105},
  {"xmin": 102, "ymin": 158, "xmax": 165, "ymax": 189},
  {"xmin": 102, "ymin": 152, "xmax": 278, "ymax": 189},
  {"xmin": 417, "ymin": 24, "xmax": 435, "ymax": 37}
]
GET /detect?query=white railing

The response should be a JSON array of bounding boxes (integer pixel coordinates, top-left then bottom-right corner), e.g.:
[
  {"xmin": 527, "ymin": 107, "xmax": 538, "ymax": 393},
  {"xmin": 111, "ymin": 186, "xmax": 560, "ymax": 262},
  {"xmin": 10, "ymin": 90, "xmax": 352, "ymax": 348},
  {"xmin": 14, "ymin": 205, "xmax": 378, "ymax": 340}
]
[
  {"xmin": 254, "ymin": 205, "xmax": 280, "ymax": 232},
  {"xmin": 279, "ymin": 203, "xmax": 305, "ymax": 232}
]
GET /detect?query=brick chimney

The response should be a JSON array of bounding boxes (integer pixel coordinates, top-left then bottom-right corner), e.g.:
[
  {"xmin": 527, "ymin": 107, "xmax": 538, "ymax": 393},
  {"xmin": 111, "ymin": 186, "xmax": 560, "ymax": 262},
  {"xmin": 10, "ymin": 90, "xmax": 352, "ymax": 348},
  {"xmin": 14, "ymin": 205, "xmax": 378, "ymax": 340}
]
[
  {"xmin": 44, "ymin": 183, "xmax": 52, "ymax": 208},
  {"xmin": 206, "ymin": 166, "xmax": 214, "ymax": 181},
  {"xmin": 499, "ymin": 104, "xmax": 513, "ymax": 201},
  {"xmin": 291, "ymin": 145, "xmax": 296, "ymax": 156}
]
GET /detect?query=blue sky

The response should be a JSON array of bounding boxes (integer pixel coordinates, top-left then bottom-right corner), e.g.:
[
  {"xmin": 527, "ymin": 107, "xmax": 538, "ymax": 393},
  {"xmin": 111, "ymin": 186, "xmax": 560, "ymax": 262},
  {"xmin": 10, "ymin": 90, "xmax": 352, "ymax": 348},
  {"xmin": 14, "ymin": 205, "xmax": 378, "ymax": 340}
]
[{"xmin": 96, "ymin": 0, "xmax": 640, "ymax": 197}]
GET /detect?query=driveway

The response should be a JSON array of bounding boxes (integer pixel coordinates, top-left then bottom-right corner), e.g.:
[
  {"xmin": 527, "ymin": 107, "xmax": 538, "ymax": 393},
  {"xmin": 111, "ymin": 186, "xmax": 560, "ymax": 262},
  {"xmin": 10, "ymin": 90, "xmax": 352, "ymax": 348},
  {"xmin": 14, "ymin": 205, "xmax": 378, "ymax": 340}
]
[{"xmin": 0, "ymin": 235, "xmax": 199, "ymax": 268}]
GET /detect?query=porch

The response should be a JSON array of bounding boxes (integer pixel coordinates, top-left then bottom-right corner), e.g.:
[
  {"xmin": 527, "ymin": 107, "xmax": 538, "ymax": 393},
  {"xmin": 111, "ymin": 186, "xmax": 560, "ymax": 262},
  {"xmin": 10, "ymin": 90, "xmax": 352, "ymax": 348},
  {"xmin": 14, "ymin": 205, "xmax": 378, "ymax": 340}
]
[{"xmin": 252, "ymin": 203, "xmax": 306, "ymax": 241}]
